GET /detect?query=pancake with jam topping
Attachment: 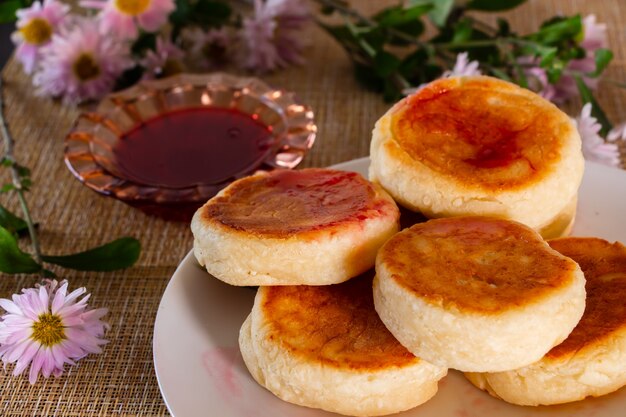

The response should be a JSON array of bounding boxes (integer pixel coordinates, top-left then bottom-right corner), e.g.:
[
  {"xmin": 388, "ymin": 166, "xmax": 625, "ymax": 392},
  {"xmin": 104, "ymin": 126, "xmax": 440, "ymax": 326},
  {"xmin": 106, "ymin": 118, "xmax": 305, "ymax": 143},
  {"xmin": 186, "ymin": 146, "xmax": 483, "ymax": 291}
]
[
  {"xmin": 373, "ymin": 216, "xmax": 586, "ymax": 372},
  {"xmin": 369, "ymin": 76, "xmax": 584, "ymax": 239},
  {"xmin": 239, "ymin": 273, "xmax": 447, "ymax": 416},
  {"xmin": 191, "ymin": 168, "xmax": 400, "ymax": 286},
  {"xmin": 466, "ymin": 237, "xmax": 626, "ymax": 406}
]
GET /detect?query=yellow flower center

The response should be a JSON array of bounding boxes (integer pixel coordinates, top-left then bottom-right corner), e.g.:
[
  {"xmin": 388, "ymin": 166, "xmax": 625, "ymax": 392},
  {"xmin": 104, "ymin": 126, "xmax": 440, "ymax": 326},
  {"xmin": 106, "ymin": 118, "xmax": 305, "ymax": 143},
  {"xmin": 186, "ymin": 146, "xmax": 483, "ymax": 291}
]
[
  {"xmin": 72, "ymin": 53, "xmax": 101, "ymax": 81},
  {"xmin": 20, "ymin": 17, "xmax": 53, "ymax": 45},
  {"xmin": 114, "ymin": 0, "xmax": 151, "ymax": 16},
  {"xmin": 32, "ymin": 313, "xmax": 65, "ymax": 347}
]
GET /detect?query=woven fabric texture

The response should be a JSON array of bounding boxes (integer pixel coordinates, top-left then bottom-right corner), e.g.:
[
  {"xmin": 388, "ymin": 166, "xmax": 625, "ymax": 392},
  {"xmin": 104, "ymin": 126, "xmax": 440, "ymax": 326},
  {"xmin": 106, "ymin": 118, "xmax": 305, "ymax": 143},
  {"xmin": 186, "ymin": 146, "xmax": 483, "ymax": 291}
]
[{"xmin": 0, "ymin": 0, "xmax": 624, "ymax": 415}]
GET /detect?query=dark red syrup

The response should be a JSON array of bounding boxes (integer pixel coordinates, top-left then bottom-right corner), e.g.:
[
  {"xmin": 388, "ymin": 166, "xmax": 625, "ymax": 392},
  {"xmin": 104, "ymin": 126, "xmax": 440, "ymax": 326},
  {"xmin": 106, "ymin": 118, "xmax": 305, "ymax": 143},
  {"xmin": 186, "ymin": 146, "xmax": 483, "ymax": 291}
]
[{"xmin": 113, "ymin": 107, "xmax": 274, "ymax": 188}]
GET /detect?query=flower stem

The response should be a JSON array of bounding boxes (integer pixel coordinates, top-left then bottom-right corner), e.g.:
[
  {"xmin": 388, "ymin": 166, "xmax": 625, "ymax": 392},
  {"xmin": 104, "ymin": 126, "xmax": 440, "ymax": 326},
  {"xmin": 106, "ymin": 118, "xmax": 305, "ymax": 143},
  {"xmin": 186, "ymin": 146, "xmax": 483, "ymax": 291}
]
[
  {"xmin": 314, "ymin": 0, "xmax": 429, "ymax": 49},
  {"xmin": 0, "ymin": 77, "xmax": 43, "ymax": 265}
]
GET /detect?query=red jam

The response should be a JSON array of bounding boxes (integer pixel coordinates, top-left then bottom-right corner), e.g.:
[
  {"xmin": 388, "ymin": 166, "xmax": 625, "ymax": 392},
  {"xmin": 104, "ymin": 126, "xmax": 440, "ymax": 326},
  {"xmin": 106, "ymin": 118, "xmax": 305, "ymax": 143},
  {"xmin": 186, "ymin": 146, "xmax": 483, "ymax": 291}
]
[{"xmin": 113, "ymin": 107, "xmax": 273, "ymax": 188}]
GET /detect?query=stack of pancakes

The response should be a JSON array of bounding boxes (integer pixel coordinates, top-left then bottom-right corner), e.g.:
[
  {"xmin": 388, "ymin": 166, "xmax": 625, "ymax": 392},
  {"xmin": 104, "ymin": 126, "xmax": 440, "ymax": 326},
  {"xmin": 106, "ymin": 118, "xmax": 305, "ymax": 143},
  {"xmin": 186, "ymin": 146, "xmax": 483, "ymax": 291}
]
[{"xmin": 191, "ymin": 76, "xmax": 626, "ymax": 416}]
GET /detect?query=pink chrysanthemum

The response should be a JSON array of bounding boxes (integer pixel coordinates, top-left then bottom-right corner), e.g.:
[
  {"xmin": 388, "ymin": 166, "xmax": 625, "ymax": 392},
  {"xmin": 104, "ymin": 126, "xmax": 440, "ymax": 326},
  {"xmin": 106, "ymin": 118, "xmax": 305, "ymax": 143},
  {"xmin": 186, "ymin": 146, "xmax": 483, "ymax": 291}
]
[
  {"xmin": 402, "ymin": 52, "xmax": 481, "ymax": 96},
  {"xmin": 443, "ymin": 52, "xmax": 482, "ymax": 78},
  {"xmin": 522, "ymin": 15, "xmax": 607, "ymax": 103},
  {"xmin": 183, "ymin": 27, "xmax": 231, "ymax": 70},
  {"xmin": 80, "ymin": 0, "xmax": 175, "ymax": 39},
  {"xmin": 608, "ymin": 123, "xmax": 626, "ymax": 142},
  {"xmin": 576, "ymin": 103, "xmax": 621, "ymax": 167},
  {"xmin": 141, "ymin": 37, "xmax": 185, "ymax": 79},
  {"xmin": 240, "ymin": 0, "xmax": 310, "ymax": 72},
  {"xmin": 32, "ymin": 18, "xmax": 133, "ymax": 104},
  {"xmin": 11, "ymin": 0, "xmax": 70, "ymax": 74},
  {"xmin": 0, "ymin": 280, "xmax": 109, "ymax": 384}
]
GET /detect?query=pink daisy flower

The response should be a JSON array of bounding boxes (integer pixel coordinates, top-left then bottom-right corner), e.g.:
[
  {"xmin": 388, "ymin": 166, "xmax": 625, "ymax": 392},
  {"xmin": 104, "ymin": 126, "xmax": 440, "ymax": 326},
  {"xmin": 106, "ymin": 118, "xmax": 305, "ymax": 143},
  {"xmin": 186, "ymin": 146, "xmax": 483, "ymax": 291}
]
[
  {"xmin": 403, "ymin": 52, "xmax": 481, "ymax": 96},
  {"xmin": 80, "ymin": 0, "xmax": 175, "ymax": 39},
  {"xmin": 240, "ymin": 0, "xmax": 310, "ymax": 72},
  {"xmin": 576, "ymin": 103, "xmax": 621, "ymax": 167},
  {"xmin": 141, "ymin": 37, "xmax": 185, "ymax": 79},
  {"xmin": 0, "ymin": 280, "xmax": 109, "ymax": 384},
  {"xmin": 183, "ymin": 27, "xmax": 231, "ymax": 70},
  {"xmin": 32, "ymin": 18, "xmax": 133, "ymax": 104},
  {"xmin": 11, "ymin": 0, "xmax": 70, "ymax": 74},
  {"xmin": 521, "ymin": 15, "xmax": 608, "ymax": 103},
  {"xmin": 443, "ymin": 52, "xmax": 482, "ymax": 78},
  {"xmin": 608, "ymin": 123, "xmax": 626, "ymax": 142}
]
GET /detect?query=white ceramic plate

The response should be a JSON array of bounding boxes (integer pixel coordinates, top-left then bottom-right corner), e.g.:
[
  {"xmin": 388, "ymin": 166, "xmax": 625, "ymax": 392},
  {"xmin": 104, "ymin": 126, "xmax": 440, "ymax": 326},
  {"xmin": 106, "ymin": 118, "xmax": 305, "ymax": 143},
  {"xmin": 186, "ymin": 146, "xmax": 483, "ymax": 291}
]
[{"xmin": 154, "ymin": 157, "xmax": 626, "ymax": 417}]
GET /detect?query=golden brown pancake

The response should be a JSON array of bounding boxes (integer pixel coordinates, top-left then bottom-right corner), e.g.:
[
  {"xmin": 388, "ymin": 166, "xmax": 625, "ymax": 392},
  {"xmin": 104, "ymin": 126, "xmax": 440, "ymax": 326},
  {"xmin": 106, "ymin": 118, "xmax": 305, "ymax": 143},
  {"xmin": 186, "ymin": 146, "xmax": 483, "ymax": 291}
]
[
  {"xmin": 260, "ymin": 272, "xmax": 418, "ymax": 370},
  {"xmin": 391, "ymin": 77, "xmax": 567, "ymax": 190},
  {"xmin": 239, "ymin": 273, "xmax": 447, "ymax": 416},
  {"xmin": 547, "ymin": 238, "xmax": 626, "ymax": 360},
  {"xmin": 200, "ymin": 168, "xmax": 396, "ymax": 238},
  {"xmin": 369, "ymin": 76, "xmax": 584, "ymax": 238},
  {"xmin": 191, "ymin": 168, "xmax": 400, "ymax": 286},
  {"xmin": 373, "ymin": 216, "xmax": 586, "ymax": 372},
  {"xmin": 465, "ymin": 237, "xmax": 626, "ymax": 406},
  {"xmin": 379, "ymin": 216, "xmax": 577, "ymax": 314}
]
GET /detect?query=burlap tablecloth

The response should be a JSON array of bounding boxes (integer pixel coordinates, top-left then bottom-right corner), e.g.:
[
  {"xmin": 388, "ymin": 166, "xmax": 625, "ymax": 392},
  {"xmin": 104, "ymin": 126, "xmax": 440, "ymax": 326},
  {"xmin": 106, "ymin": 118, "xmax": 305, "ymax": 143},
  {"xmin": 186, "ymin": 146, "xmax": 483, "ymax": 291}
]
[{"xmin": 0, "ymin": 0, "xmax": 624, "ymax": 415}]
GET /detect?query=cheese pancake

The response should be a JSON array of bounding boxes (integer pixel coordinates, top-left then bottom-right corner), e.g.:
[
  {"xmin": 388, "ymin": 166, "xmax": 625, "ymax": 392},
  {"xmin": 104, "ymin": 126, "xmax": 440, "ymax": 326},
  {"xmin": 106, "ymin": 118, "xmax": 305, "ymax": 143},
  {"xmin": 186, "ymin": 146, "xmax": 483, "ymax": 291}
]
[
  {"xmin": 239, "ymin": 273, "xmax": 447, "ymax": 416},
  {"xmin": 369, "ymin": 76, "xmax": 584, "ymax": 239},
  {"xmin": 374, "ymin": 216, "xmax": 586, "ymax": 372},
  {"xmin": 192, "ymin": 168, "xmax": 399, "ymax": 286},
  {"xmin": 466, "ymin": 237, "xmax": 626, "ymax": 405}
]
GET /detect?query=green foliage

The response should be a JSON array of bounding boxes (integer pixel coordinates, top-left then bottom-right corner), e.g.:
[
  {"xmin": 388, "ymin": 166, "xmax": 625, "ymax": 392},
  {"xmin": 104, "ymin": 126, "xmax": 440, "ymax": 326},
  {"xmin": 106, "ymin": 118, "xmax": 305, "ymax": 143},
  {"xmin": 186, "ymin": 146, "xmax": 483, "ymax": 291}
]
[
  {"xmin": 171, "ymin": 0, "xmax": 232, "ymax": 36},
  {"xmin": 0, "ymin": 0, "xmax": 22, "ymax": 24},
  {"xmin": 0, "ymin": 226, "xmax": 41, "ymax": 274},
  {"xmin": 0, "ymin": 204, "xmax": 28, "ymax": 236},
  {"xmin": 41, "ymin": 238, "xmax": 141, "ymax": 272},
  {"xmin": 575, "ymin": 76, "xmax": 613, "ymax": 136},
  {"xmin": 588, "ymin": 49, "xmax": 613, "ymax": 77},
  {"xmin": 316, "ymin": 0, "xmax": 617, "ymax": 124},
  {"xmin": 465, "ymin": 0, "xmax": 528, "ymax": 12},
  {"xmin": 426, "ymin": 0, "xmax": 454, "ymax": 27}
]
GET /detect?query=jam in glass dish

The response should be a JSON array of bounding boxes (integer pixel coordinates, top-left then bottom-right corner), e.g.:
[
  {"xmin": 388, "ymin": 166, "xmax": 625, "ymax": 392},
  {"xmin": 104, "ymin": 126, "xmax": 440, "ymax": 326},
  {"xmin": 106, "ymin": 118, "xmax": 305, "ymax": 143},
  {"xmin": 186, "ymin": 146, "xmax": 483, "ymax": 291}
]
[{"xmin": 64, "ymin": 73, "xmax": 317, "ymax": 220}]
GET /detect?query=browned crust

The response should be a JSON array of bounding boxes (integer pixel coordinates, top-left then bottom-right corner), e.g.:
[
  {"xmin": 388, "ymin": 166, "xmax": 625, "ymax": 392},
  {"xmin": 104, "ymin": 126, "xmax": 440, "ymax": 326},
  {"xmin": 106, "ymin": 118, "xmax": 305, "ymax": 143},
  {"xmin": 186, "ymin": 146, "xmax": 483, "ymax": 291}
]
[
  {"xmin": 199, "ymin": 168, "xmax": 398, "ymax": 239},
  {"xmin": 379, "ymin": 216, "xmax": 578, "ymax": 314},
  {"xmin": 546, "ymin": 238, "xmax": 626, "ymax": 359},
  {"xmin": 259, "ymin": 272, "xmax": 420, "ymax": 370},
  {"xmin": 390, "ymin": 77, "xmax": 573, "ymax": 191}
]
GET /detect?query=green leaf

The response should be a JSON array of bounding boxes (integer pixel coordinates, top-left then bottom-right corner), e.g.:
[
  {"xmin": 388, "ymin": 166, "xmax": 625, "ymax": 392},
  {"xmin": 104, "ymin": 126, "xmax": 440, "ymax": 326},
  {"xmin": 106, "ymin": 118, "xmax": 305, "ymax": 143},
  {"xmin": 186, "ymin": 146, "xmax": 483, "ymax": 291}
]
[
  {"xmin": 191, "ymin": 0, "xmax": 232, "ymax": 28},
  {"xmin": 536, "ymin": 45, "xmax": 558, "ymax": 67},
  {"xmin": 353, "ymin": 62, "xmax": 384, "ymax": 93},
  {"xmin": 387, "ymin": 20, "xmax": 425, "ymax": 45},
  {"xmin": 465, "ymin": 0, "xmax": 527, "ymax": 11},
  {"xmin": 373, "ymin": 51, "xmax": 401, "ymax": 77},
  {"xmin": 575, "ymin": 75, "xmax": 612, "ymax": 136},
  {"xmin": 0, "ymin": 226, "xmax": 41, "ymax": 274},
  {"xmin": 14, "ymin": 164, "xmax": 30, "ymax": 178},
  {"xmin": 452, "ymin": 18, "xmax": 473, "ymax": 44},
  {"xmin": 373, "ymin": 3, "xmax": 432, "ymax": 28},
  {"xmin": 0, "ymin": 204, "xmax": 27, "ymax": 235},
  {"xmin": 1, "ymin": 184, "xmax": 15, "ymax": 193},
  {"xmin": 489, "ymin": 67, "xmax": 512, "ymax": 82},
  {"xmin": 169, "ymin": 0, "xmax": 191, "ymax": 27},
  {"xmin": 0, "ymin": 0, "xmax": 21, "ymax": 24},
  {"xmin": 587, "ymin": 48, "xmax": 613, "ymax": 77},
  {"xmin": 526, "ymin": 15, "xmax": 582, "ymax": 45},
  {"xmin": 496, "ymin": 18, "xmax": 510, "ymax": 36},
  {"xmin": 131, "ymin": 33, "xmax": 157, "ymax": 55},
  {"xmin": 425, "ymin": 0, "xmax": 454, "ymax": 27},
  {"xmin": 41, "ymin": 237, "xmax": 141, "ymax": 272}
]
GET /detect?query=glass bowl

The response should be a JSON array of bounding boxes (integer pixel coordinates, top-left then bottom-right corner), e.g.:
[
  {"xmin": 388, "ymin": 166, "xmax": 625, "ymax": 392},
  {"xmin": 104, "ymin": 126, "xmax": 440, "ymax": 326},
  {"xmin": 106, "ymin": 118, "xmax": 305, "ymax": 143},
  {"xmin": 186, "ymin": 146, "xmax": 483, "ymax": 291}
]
[{"xmin": 64, "ymin": 73, "xmax": 317, "ymax": 220}]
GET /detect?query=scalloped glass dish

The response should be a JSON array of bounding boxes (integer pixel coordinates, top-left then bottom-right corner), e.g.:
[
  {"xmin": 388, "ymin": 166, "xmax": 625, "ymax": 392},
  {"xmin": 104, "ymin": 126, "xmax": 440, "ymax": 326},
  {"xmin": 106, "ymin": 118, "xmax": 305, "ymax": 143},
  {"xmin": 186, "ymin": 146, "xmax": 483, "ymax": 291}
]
[{"xmin": 64, "ymin": 73, "xmax": 316, "ymax": 220}]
